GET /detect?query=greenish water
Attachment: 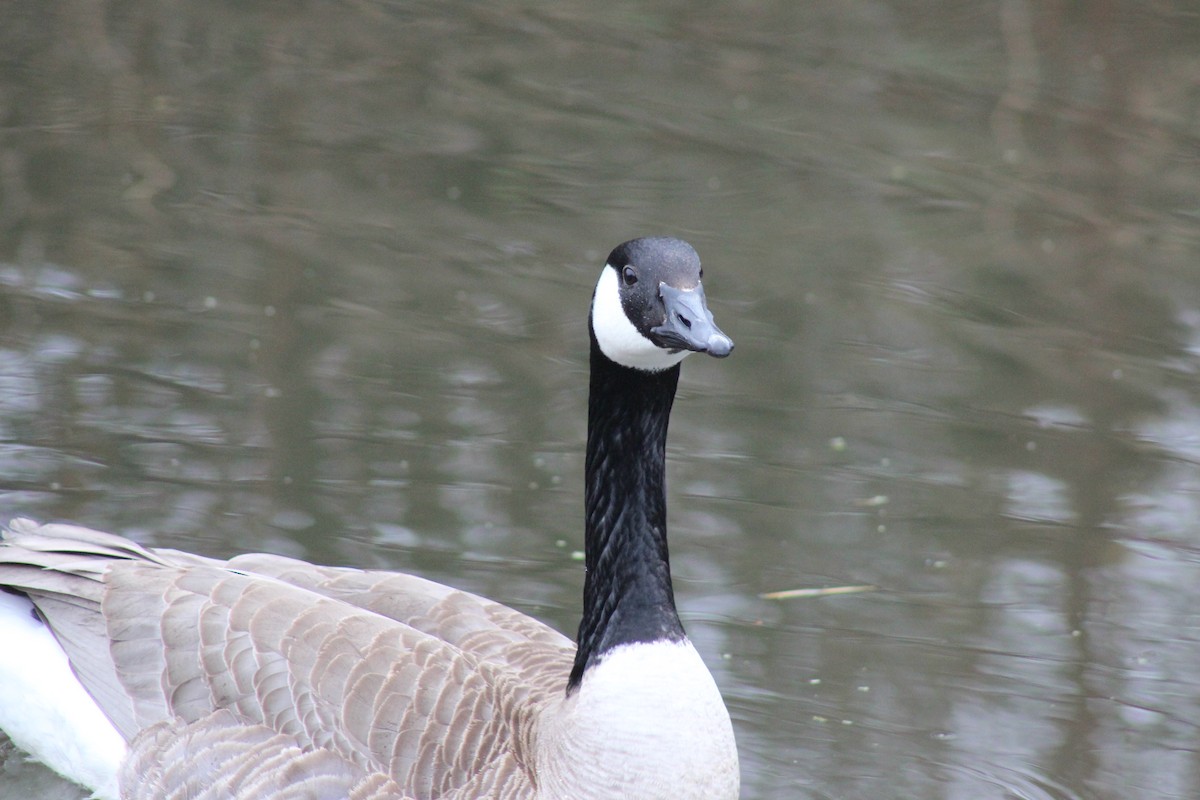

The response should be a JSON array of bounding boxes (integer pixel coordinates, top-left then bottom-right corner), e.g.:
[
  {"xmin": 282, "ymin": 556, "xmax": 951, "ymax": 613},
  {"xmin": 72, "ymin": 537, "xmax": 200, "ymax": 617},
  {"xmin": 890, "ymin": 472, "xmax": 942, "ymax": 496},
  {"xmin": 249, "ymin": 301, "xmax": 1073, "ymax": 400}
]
[{"xmin": 2, "ymin": 2, "xmax": 1199, "ymax": 798}]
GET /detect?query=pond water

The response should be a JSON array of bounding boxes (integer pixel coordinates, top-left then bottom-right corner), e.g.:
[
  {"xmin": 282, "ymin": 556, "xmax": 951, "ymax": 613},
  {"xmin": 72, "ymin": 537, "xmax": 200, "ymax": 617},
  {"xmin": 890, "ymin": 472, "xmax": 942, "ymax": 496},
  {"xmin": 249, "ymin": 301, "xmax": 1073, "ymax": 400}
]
[{"xmin": 2, "ymin": 2, "xmax": 1199, "ymax": 799}]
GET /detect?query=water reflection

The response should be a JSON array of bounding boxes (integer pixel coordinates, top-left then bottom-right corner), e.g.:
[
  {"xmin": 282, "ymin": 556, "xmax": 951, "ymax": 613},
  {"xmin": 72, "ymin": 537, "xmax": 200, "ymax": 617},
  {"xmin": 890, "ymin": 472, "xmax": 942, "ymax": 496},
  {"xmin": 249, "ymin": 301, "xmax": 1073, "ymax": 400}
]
[{"xmin": 2, "ymin": 1, "xmax": 1200, "ymax": 799}]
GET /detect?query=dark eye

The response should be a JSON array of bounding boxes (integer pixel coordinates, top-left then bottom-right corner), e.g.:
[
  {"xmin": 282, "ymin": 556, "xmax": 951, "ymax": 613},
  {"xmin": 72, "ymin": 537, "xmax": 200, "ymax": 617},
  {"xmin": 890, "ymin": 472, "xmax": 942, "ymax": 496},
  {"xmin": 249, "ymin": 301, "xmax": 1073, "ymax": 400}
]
[
  {"xmin": 621, "ymin": 265, "xmax": 638, "ymax": 286},
  {"xmin": 698, "ymin": 267, "xmax": 704, "ymax": 280}
]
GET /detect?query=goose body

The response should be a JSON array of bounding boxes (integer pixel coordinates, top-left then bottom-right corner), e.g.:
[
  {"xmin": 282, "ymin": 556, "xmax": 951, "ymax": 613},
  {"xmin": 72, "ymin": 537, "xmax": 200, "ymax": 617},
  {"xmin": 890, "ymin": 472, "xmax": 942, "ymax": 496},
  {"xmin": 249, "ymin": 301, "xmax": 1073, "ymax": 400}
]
[{"xmin": 0, "ymin": 237, "xmax": 738, "ymax": 800}]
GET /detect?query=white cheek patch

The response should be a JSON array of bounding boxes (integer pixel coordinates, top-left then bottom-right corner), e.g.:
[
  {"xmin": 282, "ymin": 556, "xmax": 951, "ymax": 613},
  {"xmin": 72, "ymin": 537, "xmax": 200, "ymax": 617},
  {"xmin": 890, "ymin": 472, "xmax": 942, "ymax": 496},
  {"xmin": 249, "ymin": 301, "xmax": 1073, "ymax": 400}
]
[{"xmin": 591, "ymin": 265, "xmax": 690, "ymax": 372}]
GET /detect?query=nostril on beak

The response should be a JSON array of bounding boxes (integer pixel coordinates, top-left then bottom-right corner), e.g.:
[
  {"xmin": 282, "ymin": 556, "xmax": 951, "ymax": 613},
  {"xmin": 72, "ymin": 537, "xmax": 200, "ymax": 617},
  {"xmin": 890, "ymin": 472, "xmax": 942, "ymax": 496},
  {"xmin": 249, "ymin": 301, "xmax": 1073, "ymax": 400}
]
[{"xmin": 677, "ymin": 313, "xmax": 692, "ymax": 329}]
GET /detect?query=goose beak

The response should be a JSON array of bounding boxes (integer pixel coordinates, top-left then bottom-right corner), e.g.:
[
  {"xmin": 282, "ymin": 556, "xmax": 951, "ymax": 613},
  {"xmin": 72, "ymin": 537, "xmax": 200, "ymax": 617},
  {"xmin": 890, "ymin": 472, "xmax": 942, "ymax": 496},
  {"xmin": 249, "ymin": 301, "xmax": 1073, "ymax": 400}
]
[{"xmin": 651, "ymin": 282, "xmax": 734, "ymax": 358}]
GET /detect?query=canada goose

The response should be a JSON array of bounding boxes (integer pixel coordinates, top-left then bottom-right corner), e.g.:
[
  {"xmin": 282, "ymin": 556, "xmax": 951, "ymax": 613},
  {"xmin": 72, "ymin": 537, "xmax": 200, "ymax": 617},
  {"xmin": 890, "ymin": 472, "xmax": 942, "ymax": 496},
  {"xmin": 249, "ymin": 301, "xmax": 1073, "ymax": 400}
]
[{"xmin": 0, "ymin": 237, "xmax": 739, "ymax": 800}]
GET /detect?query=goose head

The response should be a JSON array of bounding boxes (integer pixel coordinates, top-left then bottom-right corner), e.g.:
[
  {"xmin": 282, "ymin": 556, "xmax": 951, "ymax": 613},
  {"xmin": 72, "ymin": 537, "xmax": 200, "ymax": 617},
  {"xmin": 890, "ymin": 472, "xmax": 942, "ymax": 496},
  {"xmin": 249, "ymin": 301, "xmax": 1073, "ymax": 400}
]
[{"xmin": 590, "ymin": 237, "xmax": 733, "ymax": 372}]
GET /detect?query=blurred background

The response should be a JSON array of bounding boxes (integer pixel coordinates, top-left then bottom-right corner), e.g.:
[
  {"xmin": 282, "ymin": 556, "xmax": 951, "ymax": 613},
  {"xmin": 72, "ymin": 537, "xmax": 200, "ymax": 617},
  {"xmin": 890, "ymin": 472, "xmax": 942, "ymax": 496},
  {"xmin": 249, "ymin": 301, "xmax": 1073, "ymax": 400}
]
[{"xmin": 1, "ymin": 2, "xmax": 1199, "ymax": 798}]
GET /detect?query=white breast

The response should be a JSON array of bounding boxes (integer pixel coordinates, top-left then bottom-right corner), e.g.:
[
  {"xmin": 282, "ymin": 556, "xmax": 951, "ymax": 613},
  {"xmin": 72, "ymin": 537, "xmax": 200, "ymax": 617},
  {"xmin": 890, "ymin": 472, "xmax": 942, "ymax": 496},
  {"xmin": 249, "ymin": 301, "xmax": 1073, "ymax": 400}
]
[{"xmin": 536, "ymin": 639, "xmax": 739, "ymax": 800}]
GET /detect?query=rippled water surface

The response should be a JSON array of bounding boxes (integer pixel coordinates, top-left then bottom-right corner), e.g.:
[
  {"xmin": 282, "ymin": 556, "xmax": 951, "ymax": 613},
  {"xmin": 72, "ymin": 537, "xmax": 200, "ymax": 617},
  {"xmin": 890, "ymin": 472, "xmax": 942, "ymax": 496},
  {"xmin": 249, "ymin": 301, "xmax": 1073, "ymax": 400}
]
[{"xmin": 2, "ymin": 3, "xmax": 1199, "ymax": 799}]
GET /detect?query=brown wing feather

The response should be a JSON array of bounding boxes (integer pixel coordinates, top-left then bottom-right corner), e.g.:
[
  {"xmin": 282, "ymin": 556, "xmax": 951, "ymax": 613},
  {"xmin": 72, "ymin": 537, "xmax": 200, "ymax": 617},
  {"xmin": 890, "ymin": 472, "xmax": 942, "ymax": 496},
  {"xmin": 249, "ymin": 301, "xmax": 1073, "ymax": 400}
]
[
  {"xmin": 224, "ymin": 554, "xmax": 574, "ymax": 699},
  {"xmin": 121, "ymin": 711, "xmax": 412, "ymax": 800},
  {"xmin": 0, "ymin": 520, "xmax": 574, "ymax": 799}
]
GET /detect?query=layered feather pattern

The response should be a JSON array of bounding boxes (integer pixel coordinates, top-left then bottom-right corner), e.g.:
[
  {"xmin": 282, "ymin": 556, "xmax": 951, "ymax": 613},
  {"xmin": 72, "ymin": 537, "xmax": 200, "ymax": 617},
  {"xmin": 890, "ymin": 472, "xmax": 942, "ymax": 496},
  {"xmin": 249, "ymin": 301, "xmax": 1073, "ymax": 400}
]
[{"xmin": 0, "ymin": 520, "xmax": 574, "ymax": 799}]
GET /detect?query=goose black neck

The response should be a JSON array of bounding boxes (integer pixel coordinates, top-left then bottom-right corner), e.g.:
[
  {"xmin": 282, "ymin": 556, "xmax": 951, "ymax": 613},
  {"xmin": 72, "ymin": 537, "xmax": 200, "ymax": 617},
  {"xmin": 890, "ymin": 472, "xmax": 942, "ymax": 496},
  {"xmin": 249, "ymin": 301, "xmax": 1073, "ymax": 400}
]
[{"xmin": 568, "ymin": 334, "xmax": 686, "ymax": 692}]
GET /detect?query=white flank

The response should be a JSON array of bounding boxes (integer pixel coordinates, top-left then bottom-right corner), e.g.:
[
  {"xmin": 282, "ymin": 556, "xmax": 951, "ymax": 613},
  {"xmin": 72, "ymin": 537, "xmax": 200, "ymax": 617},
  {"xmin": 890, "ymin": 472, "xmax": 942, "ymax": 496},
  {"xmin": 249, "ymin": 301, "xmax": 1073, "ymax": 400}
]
[
  {"xmin": 591, "ymin": 265, "xmax": 691, "ymax": 371},
  {"xmin": 537, "ymin": 639, "xmax": 739, "ymax": 800},
  {"xmin": 0, "ymin": 591, "xmax": 126, "ymax": 799}
]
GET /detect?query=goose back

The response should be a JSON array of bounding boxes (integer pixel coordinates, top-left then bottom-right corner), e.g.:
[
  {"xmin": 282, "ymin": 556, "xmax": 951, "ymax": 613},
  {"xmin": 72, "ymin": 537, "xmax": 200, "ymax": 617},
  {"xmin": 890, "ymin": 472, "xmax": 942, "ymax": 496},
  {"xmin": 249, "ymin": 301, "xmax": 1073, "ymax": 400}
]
[{"xmin": 0, "ymin": 520, "xmax": 574, "ymax": 799}]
